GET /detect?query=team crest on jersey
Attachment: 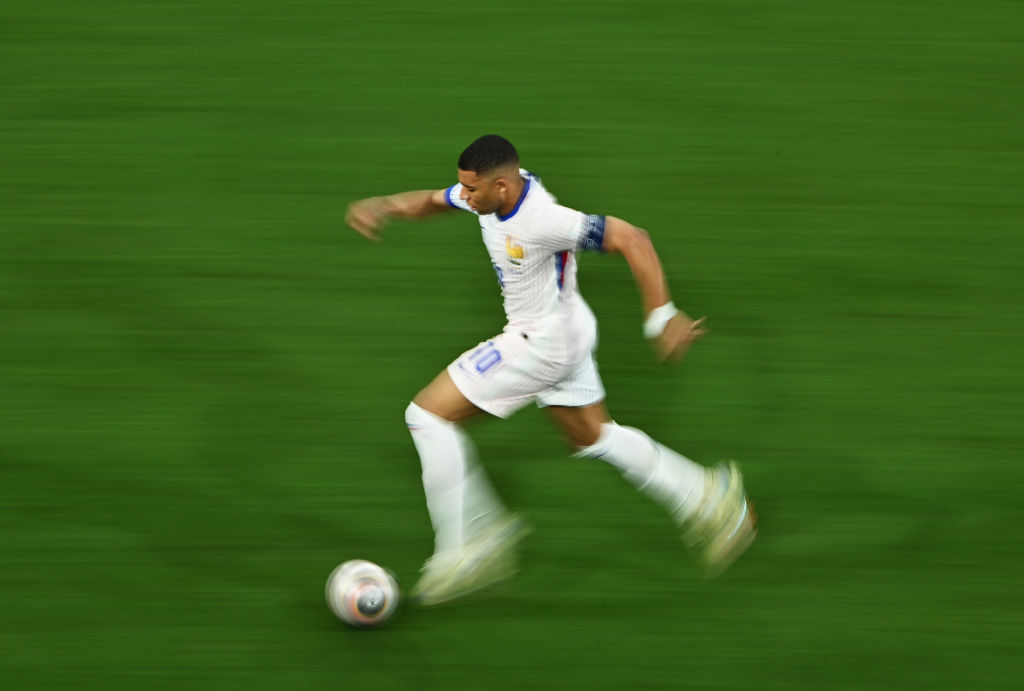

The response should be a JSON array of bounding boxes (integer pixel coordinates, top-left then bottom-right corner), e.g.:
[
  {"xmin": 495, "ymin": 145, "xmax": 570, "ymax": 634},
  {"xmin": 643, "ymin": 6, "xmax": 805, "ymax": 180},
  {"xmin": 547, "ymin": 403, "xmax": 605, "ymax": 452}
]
[{"xmin": 505, "ymin": 236, "xmax": 524, "ymax": 266}]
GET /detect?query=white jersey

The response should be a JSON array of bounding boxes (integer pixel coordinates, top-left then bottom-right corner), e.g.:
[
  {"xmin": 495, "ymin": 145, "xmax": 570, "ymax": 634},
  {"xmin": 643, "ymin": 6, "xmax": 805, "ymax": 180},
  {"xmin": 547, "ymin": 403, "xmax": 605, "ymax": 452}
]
[{"xmin": 444, "ymin": 170, "xmax": 606, "ymax": 365}]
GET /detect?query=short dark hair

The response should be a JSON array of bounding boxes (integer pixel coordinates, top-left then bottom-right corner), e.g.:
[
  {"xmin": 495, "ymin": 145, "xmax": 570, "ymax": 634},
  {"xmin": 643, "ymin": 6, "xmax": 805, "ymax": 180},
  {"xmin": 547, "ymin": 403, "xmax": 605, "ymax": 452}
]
[{"xmin": 457, "ymin": 135, "xmax": 519, "ymax": 174}]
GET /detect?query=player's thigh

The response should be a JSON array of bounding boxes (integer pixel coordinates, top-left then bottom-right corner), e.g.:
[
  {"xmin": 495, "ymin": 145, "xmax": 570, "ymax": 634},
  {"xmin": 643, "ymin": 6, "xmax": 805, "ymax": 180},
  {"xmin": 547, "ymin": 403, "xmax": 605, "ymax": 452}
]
[
  {"xmin": 537, "ymin": 353, "xmax": 608, "ymax": 446},
  {"xmin": 546, "ymin": 401, "xmax": 612, "ymax": 448},
  {"xmin": 413, "ymin": 369, "xmax": 486, "ymax": 423}
]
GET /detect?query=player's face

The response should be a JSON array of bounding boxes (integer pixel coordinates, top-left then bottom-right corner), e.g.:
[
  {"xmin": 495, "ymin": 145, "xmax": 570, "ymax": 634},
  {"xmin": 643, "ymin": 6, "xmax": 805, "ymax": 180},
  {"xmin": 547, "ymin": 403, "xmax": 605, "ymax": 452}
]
[{"xmin": 457, "ymin": 169, "xmax": 505, "ymax": 215}]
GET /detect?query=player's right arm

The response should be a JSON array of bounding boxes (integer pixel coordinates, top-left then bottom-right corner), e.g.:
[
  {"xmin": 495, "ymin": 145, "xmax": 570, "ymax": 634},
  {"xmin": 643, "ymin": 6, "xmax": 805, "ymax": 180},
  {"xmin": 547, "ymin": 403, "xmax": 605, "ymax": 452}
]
[{"xmin": 346, "ymin": 189, "xmax": 452, "ymax": 241}]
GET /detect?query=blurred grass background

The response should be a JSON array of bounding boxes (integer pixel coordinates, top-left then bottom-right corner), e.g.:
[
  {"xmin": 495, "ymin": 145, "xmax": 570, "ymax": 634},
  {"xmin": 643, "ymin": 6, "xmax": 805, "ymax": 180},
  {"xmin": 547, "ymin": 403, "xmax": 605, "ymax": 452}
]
[{"xmin": 2, "ymin": 0, "xmax": 1022, "ymax": 688}]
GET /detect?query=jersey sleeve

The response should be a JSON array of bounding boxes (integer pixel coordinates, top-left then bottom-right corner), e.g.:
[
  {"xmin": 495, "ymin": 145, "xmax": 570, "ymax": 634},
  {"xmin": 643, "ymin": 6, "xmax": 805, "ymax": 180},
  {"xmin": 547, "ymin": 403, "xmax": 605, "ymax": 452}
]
[
  {"xmin": 534, "ymin": 205, "xmax": 606, "ymax": 253},
  {"xmin": 443, "ymin": 183, "xmax": 476, "ymax": 213}
]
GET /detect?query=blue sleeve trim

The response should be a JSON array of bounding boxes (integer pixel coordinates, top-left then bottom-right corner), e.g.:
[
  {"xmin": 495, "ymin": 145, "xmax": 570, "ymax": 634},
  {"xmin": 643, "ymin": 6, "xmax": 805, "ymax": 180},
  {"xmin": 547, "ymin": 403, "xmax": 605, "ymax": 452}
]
[
  {"xmin": 444, "ymin": 185, "xmax": 459, "ymax": 209},
  {"xmin": 578, "ymin": 214, "xmax": 606, "ymax": 252}
]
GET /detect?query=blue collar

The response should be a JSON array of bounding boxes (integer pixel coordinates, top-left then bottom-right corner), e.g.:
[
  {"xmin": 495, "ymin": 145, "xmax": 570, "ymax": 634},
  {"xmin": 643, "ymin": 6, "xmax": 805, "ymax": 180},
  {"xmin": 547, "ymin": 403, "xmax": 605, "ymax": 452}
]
[{"xmin": 497, "ymin": 176, "xmax": 531, "ymax": 222}]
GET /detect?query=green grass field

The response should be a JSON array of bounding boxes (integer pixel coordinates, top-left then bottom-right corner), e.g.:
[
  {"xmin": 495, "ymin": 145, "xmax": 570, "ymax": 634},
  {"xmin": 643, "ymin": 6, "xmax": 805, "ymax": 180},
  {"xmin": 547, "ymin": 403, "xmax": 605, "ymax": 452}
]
[{"xmin": 2, "ymin": 1, "xmax": 1022, "ymax": 688}]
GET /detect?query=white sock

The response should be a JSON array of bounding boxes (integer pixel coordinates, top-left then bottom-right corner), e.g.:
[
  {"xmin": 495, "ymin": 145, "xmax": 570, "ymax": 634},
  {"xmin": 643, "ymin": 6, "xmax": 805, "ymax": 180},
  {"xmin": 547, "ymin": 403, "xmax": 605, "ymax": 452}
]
[
  {"xmin": 405, "ymin": 402, "xmax": 504, "ymax": 555},
  {"xmin": 575, "ymin": 422, "xmax": 706, "ymax": 525}
]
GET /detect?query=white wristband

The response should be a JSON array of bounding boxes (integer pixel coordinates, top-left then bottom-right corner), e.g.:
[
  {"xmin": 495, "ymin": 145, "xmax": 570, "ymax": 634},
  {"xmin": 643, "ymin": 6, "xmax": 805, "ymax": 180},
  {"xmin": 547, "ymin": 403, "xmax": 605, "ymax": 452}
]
[{"xmin": 643, "ymin": 302, "xmax": 679, "ymax": 339}]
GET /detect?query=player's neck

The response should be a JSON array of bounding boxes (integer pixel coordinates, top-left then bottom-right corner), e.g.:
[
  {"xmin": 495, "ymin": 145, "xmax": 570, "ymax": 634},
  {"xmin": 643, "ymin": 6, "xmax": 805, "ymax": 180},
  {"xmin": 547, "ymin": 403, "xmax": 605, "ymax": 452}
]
[{"xmin": 497, "ymin": 175, "xmax": 526, "ymax": 217}]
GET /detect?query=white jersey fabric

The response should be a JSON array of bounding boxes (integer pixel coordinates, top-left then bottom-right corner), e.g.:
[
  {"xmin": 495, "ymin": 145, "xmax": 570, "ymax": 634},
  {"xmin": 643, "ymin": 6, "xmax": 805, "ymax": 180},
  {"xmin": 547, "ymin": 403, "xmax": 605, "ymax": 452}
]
[{"xmin": 443, "ymin": 171, "xmax": 608, "ymax": 418}]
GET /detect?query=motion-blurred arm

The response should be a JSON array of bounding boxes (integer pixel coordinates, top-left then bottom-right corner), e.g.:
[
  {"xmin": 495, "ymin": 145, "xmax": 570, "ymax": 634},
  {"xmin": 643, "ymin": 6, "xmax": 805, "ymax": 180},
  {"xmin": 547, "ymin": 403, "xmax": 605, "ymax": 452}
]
[
  {"xmin": 346, "ymin": 189, "xmax": 453, "ymax": 241},
  {"xmin": 601, "ymin": 215, "xmax": 707, "ymax": 363}
]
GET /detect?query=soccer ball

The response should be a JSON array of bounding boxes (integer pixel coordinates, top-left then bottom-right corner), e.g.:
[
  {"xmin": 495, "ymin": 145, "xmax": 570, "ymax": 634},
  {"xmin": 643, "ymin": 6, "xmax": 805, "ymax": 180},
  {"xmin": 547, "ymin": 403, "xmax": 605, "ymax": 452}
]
[{"xmin": 325, "ymin": 559, "xmax": 401, "ymax": 629}]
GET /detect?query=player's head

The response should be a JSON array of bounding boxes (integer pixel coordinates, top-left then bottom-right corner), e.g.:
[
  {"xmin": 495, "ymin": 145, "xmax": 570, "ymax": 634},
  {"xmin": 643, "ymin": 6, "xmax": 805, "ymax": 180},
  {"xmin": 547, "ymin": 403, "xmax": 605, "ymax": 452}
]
[{"xmin": 456, "ymin": 135, "xmax": 521, "ymax": 215}]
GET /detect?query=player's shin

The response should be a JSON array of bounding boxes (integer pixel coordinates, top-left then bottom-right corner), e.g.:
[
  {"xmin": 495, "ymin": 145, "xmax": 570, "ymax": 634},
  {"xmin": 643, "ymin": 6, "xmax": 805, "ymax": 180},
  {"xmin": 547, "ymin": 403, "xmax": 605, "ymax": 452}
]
[
  {"xmin": 404, "ymin": 402, "xmax": 504, "ymax": 555},
  {"xmin": 575, "ymin": 422, "xmax": 706, "ymax": 525}
]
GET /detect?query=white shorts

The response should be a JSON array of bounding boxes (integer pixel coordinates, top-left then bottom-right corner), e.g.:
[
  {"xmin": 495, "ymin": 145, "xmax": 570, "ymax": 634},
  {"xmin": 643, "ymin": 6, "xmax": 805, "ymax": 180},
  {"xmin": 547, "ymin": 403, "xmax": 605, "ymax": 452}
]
[{"xmin": 447, "ymin": 330, "xmax": 606, "ymax": 419}]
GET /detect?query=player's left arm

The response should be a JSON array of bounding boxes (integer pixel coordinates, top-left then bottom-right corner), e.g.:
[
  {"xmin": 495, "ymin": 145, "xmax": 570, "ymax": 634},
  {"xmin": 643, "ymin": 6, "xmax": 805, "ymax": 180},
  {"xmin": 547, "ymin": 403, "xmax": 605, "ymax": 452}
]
[{"xmin": 601, "ymin": 215, "xmax": 707, "ymax": 363}]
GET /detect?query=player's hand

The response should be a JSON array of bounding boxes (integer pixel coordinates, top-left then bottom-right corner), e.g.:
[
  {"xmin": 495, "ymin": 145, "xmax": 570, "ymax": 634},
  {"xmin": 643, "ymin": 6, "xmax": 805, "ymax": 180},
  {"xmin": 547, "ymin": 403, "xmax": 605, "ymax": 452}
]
[
  {"xmin": 345, "ymin": 197, "xmax": 391, "ymax": 241},
  {"xmin": 653, "ymin": 314, "xmax": 707, "ymax": 364}
]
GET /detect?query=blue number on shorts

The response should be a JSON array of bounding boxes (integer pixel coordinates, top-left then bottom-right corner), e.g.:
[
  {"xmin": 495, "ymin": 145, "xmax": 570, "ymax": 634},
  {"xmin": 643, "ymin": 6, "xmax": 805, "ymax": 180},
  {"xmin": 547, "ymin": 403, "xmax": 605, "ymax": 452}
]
[{"xmin": 470, "ymin": 342, "xmax": 502, "ymax": 374}]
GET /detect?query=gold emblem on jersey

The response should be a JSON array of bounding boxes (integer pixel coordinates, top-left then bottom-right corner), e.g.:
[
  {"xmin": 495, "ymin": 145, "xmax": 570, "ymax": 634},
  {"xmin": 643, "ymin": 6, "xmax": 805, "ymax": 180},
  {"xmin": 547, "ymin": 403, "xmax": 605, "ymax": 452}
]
[{"xmin": 505, "ymin": 236, "xmax": 524, "ymax": 264}]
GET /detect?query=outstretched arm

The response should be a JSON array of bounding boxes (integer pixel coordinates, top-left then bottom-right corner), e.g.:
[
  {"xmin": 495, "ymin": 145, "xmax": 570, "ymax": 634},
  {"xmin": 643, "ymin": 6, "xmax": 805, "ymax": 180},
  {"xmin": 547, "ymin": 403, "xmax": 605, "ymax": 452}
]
[
  {"xmin": 601, "ymin": 215, "xmax": 707, "ymax": 364},
  {"xmin": 346, "ymin": 189, "xmax": 452, "ymax": 241}
]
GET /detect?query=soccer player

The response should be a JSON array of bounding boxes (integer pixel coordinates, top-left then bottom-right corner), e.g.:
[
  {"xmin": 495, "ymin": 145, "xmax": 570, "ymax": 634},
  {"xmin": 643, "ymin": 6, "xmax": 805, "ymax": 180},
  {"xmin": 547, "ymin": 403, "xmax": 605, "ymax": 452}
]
[{"xmin": 346, "ymin": 135, "xmax": 756, "ymax": 606}]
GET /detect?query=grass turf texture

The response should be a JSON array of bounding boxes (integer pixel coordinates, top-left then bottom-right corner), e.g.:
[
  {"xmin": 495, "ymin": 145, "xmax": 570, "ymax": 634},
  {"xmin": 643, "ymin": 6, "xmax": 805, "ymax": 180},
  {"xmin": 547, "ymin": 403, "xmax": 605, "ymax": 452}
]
[{"xmin": 2, "ymin": 0, "xmax": 1022, "ymax": 688}]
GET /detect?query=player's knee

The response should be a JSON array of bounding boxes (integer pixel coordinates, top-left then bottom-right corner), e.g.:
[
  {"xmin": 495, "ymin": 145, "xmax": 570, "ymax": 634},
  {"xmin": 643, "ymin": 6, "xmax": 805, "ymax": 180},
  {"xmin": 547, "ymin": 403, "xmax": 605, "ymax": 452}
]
[
  {"xmin": 405, "ymin": 401, "xmax": 447, "ymax": 430},
  {"xmin": 573, "ymin": 422, "xmax": 616, "ymax": 457},
  {"xmin": 572, "ymin": 424, "xmax": 603, "ymax": 448}
]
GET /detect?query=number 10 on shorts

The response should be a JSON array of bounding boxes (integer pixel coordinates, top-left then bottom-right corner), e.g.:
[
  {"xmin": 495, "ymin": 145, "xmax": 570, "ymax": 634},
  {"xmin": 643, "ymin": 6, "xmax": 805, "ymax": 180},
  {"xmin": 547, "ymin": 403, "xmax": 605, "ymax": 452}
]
[{"xmin": 470, "ymin": 342, "xmax": 502, "ymax": 374}]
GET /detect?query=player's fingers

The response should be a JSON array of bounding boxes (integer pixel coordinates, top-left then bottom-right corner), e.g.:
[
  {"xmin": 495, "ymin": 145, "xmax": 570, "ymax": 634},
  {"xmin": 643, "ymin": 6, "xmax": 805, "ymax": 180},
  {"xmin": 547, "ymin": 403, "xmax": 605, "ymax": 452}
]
[
  {"xmin": 347, "ymin": 215, "xmax": 380, "ymax": 241},
  {"xmin": 351, "ymin": 206, "xmax": 375, "ymax": 226},
  {"xmin": 355, "ymin": 224, "xmax": 381, "ymax": 242},
  {"xmin": 688, "ymin": 318, "xmax": 708, "ymax": 339},
  {"xmin": 344, "ymin": 208, "xmax": 363, "ymax": 228},
  {"xmin": 345, "ymin": 213, "xmax": 366, "ymax": 233},
  {"xmin": 347, "ymin": 201, "xmax": 377, "ymax": 222},
  {"xmin": 680, "ymin": 330, "xmax": 702, "ymax": 346},
  {"xmin": 346, "ymin": 205, "xmax": 384, "ymax": 235}
]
